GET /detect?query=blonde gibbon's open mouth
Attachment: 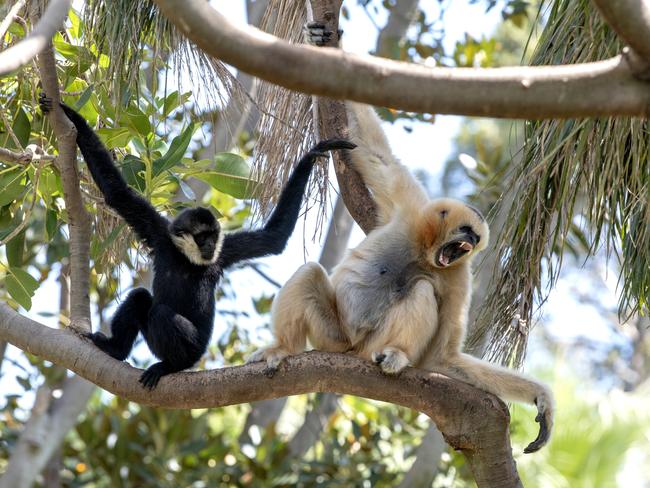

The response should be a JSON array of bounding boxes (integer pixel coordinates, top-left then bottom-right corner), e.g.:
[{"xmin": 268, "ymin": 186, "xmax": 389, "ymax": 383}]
[{"xmin": 436, "ymin": 240, "xmax": 474, "ymax": 267}]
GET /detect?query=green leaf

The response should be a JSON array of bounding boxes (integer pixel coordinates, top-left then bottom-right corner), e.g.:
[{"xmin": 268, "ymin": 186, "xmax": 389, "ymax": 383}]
[
  {"xmin": 152, "ymin": 123, "xmax": 196, "ymax": 176},
  {"xmin": 96, "ymin": 127, "xmax": 132, "ymax": 148},
  {"xmin": 195, "ymin": 153, "xmax": 259, "ymax": 199},
  {"xmin": 6, "ymin": 229, "xmax": 25, "ymax": 266},
  {"xmin": 12, "ymin": 106, "xmax": 30, "ymax": 148},
  {"xmin": 0, "ymin": 167, "xmax": 26, "ymax": 206},
  {"xmin": 169, "ymin": 174, "xmax": 196, "ymax": 201},
  {"xmin": 162, "ymin": 90, "xmax": 180, "ymax": 117},
  {"xmin": 68, "ymin": 9, "xmax": 82, "ymax": 38},
  {"xmin": 125, "ymin": 106, "xmax": 151, "ymax": 137},
  {"xmin": 119, "ymin": 155, "xmax": 146, "ymax": 192},
  {"xmin": 45, "ymin": 209, "xmax": 58, "ymax": 240},
  {"xmin": 5, "ymin": 267, "xmax": 39, "ymax": 310},
  {"xmin": 74, "ymin": 85, "xmax": 94, "ymax": 111}
]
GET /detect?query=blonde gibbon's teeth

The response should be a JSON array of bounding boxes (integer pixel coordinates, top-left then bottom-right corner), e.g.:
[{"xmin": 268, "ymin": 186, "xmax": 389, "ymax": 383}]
[{"xmin": 459, "ymin": 241, "xmax": 473, "ymax": 251}]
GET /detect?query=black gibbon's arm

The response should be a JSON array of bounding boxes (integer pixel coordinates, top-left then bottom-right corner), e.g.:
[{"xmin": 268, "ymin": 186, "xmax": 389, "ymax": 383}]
[
  {"xmin": 218, "ymin": 140, "xmax": 356, "ymax": 269},
  {"xmin": 50, "ymin": 100, "xmax": 169, "ymax": 249}
]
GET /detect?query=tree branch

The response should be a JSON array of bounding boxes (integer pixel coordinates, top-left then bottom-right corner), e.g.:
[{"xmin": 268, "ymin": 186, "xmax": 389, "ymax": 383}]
[
  {"xmin": 0, "ymin": 145, "xmax": 54, "ymax": 165},
  {"xmin": 36, "ymin": 44, "xmax": 92, "ymax": 331},
  {"xmin": 0, "ymin": 303, "xmax": 522, "ymax": 487},
  {"xmin": 0, "ymin": 0, "xmax": 71, "ymax": 76},
  {"xmin": 307, "ymin": 0, "xmax": 377, "ymax": 233},
  {"xmin": 592, "ymin": 0, "xmax": 650, "ymax": 74},
  {"xmin": 152, "ymin": 0, "xmax": 650, "ymax": 118}
]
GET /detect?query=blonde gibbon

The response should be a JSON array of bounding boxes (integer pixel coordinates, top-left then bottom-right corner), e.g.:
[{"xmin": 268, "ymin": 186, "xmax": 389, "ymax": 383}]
[{"xmin": 249, "ymin": 102, "xmax": 554, "ymax": 453}]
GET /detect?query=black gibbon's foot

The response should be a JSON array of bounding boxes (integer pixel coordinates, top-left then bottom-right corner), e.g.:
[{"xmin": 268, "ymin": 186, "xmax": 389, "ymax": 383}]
[
  {"xmin": 85, "ymin": 331, "xmax": 129, "ymax": 361},
  {"xmin": 38, "ymin": 93, "xmax": 53, "ymax": 114},
  {"xmin": 139, "ymin": 362, "xmax": 172, "ymax": 390}
]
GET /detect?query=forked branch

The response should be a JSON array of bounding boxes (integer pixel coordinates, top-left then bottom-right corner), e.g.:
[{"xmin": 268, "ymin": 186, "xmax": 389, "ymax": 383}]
[{"xmin": 591, "ymin": 0, "xmax": 650, "ymax": 73}]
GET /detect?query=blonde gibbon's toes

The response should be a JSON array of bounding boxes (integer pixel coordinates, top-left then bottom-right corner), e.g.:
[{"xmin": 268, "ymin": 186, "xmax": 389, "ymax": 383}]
[
  {"xmin": 246, "ymin": 348, "xmax": 267, "ymax": 364},
  {"xmin": 247, "ymin": 347, "xmax": 290, "ymax": 377},
  {"xmin": 524, "ymin": 388, "xmax": 555, "ymax": 454},
  {"xmin": 372, "ymin": 348, "xmax": 410, "ymax": 374}
]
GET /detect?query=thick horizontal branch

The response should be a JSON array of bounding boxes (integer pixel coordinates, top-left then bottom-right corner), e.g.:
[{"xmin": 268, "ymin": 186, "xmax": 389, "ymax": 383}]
[
  {"xmin": 0, "ymin": 0, "xmax": 72, "ymax": 77},
  {"xmin": 0, "ymin": 303, "xmax": 522, "ymax": 487},
  {"xmin": 153, "ymin": 0, "xmax": 650, "ymax": 119},
  {"xmin": 592, "ymin": 0, "xmax": 650, "ymax": 69}
]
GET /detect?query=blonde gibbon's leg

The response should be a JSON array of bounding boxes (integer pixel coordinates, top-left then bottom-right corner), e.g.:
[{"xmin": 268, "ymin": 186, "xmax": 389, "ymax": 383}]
[
  {"xmin": 248, "ymin": 262, "xmax": 350, "ymax": 369},
  {"xmin": 346, "ymin": 102, "xmax": 429, "ymax": 222},
  {"xmin": 427, "ymin": 353, "xmax": 554, "ymax": 453},
  {"xmin": 362, "ymin": 280, "xmax": 438, "ymax": 374}
]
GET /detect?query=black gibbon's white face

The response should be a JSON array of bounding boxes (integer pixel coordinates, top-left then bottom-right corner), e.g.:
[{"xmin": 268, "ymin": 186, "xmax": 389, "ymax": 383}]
[
  {"xmin": 418, "ymin": 198, "xmax": 489, "ymax": 270},
  {"xmin": 170, "ymin": 207, "xmax": 223, "ymax": 266}
]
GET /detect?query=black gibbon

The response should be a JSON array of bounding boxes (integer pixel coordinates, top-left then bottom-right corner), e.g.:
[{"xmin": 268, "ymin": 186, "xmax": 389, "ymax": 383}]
[
  {"xmin": 249, "ymin": 101, "xmax": 554, "ymax": 454},
  {"xmin": 40, "ymin": 94, "xmax": 355, "ymax": 390}
]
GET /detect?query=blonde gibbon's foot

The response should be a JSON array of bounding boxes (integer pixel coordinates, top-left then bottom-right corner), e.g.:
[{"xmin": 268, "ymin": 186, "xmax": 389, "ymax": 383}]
[
  {"xmin": 524, "ymin": 388, "xmax": 554, "ymax": 453},
  {"xmin": 372, "ymin": 348, "xmax": 410, "ymax": 374},
  {"xmin": 247, "ymin": 346, "xmax": 291, "ymax": 377}
]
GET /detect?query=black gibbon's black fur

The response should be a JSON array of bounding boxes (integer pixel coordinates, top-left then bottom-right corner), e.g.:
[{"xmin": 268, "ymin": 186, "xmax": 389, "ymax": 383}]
[{"xmin": 40, "ymin": 95, "xmax": 355, "ymax": 389}]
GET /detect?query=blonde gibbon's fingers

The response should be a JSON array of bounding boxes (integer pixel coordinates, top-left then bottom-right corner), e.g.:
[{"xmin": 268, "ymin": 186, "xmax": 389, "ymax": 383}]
[{"xmin": 426, "ymin": 352, "xmax": 554, "ymax": 453}]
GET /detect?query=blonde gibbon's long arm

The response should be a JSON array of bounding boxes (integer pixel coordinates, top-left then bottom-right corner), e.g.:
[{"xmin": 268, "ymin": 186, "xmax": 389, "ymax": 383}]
[
  {"xmin": 422, "ymin": 352, "xmax": 554, "ymax": 453},
  {"xmin": 346, "ymin": 102, "xmax": 429, "ymax": 222}
]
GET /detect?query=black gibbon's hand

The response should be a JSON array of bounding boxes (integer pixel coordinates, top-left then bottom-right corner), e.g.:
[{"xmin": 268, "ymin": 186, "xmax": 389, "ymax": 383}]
[
  {"xmin": 303, "ymin": 21, "xmax": 343, "ymax": 46},
  {"xmin": 38, "ymin": 92, "xmax": 53, "ymax": 114},
  {"xmin": 217, "ymin": 138, "xmax": 356, "ymax": 269}
]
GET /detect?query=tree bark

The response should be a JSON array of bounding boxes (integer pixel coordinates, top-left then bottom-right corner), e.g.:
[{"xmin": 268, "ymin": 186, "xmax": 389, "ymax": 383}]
[
  {"xmin": 36, "ymin": 44, "xmax": 92, "ymax": 332},
  {"xmin": 306, "ymin": 0, "xmax": 377, "ymax": 233},
  {"xmin": 0, "ymin": 304, "xmax": 523, "ymax": 487},
  {"xmin": 152, "ymin": 0, "xmax": 650, "ymax": 118}
]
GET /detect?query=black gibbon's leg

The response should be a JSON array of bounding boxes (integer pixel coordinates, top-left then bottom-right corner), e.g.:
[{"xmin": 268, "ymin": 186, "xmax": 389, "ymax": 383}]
[
  {"xmin": 88, "ymin": 288, "xmax": 152, "ymax": 361},
  {"xmin": 138, "ymin": 304, "xmax": 204, "ymax": 390}
]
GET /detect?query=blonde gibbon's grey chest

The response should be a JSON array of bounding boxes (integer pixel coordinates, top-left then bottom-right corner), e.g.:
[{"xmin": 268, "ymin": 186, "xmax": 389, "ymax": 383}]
[{"xmin": 333, "ymin": 231, "xmax": 431, "ymax": 339}]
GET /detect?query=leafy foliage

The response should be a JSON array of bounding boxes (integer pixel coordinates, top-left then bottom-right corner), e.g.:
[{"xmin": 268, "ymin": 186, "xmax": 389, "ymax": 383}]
[
  {"xmin": 0, "ymin": 8, "xmax": 258, "ymax": 310},
  {"xmin": 475, "ymin": 0, "xmax": 650, "ymax": 367}
]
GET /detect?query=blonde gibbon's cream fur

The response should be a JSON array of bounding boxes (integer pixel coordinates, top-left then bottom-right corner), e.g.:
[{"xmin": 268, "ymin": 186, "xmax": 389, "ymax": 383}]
[{"xmin": 249, "ymin": 102, "xmax": 554, "ymax": 453}]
